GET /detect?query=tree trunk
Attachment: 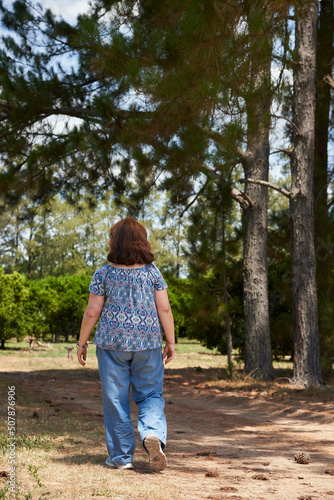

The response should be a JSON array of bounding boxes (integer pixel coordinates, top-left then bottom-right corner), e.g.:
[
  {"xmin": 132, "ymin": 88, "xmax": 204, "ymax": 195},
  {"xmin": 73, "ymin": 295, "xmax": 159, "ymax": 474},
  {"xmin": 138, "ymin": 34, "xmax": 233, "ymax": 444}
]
[
  {"xmin": 50, "ymin": 325, "xmax": 57, "ymax": 343},
  {"xmin": 290, "ymin": 0, "xmax": 323, "ymax": 386},
  {"xmin": 0, "ymin": 338, "xmax": 5, "ymax": 350},
  {"xmin": 243, "ymin": 151, "xmax": 274, "ymax": 379},
  {"xmin": 176, "ymin": 219, "xmax": 181, "ymax": 279},
  {"xmin": 222, "ymin": 212, "xmax": 233, "ymax": 369},
  {"xmin": 242, "ymin": 6, "xmax": 274, "ymax": 380},
  {"xmin": 15, "ymin": 217, "xmax": 19, "ymax": 267},
  {"xmin": 314, "ymin": 0, "xmax": 334, "ymax": 372},
  {"xmin": 315, "ymin": 0, "xmax": 332, "ymax": 210},
  {"xmin": 223, "ymin": 267, "xmax": 232, "ymax": 366}
]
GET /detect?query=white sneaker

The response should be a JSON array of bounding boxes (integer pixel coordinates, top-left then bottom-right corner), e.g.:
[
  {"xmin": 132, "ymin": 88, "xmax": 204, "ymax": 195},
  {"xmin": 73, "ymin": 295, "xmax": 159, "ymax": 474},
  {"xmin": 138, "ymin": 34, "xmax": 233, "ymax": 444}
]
[
  {"xmin": 144, "ymin": 435, "xmax": 168, "ymax": 472},
  {"xmin": 105, "ymin": 457, "xmax": 134, "ymax": 469}
]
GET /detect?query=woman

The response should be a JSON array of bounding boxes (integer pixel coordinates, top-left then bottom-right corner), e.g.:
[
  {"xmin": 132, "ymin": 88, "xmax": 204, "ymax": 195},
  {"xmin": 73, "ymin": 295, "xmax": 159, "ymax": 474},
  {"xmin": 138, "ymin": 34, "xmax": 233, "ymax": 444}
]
[{"xmin": 77, "ymin": 218, "xmax": 175, "ymax": 472}]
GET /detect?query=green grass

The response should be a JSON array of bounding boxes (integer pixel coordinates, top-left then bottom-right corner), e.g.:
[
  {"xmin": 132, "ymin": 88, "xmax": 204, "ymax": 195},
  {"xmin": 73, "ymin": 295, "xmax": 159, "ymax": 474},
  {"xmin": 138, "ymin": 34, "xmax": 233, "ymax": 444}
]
[
  {"xmin": 1, "ymin": 338, "xmax": 225, "ymax": 357},
  {"xmin": 2, "ymin": 338, "xmax": 217, "ymax": 352},
  {"xmin": 0, "ymin": 338, "xmax": 294, "ymax": 373},
  {"xmin": 0, "ymin": 339, "xmax": 243, "ymax": 374},
  {"xmin": 0, "ymin": 340, "xmax": 90, "ymax": 358},
  {"xmin": 0, "ymin": 339, "xmax": 222, "ymax": 365},
  {"xmin": 175, "ymin": 339, "xmax": 221, "ymax": 354}
]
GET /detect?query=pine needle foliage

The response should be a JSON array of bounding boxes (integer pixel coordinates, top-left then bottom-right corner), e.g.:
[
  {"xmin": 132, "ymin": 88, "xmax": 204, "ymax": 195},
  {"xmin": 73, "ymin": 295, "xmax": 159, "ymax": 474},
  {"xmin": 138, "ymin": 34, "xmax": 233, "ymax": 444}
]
[{"xmin": 0, "ymin": 0, "xmax": 296, "ymax": 210}]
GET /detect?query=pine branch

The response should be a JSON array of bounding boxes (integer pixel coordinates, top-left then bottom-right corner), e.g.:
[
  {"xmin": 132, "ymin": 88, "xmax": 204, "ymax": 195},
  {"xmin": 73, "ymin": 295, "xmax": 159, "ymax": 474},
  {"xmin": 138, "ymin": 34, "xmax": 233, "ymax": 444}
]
[
  {"xmin": 327, "ymin": 197, "xmax": 334, "ymax": 209},
  {"xmin": 201, "ymin": 166, "xmax": 254, "ymax": 209},
  {"xmin": 271, "ymin": 54, "xmax": 296, "ymax": 69},
  {"xmin": 1, "ymin": 104, "xmax": 153, "ymax": 132},
  {"xmin": 270, "ymin": 147, "xmax": 293, "ymax": 157},
  {"xmin": 179, "ymin": 180, "xmax": 209, "ymax": 218},
  {"xmin": 47, "ymin": 107, "xmax": 153, "ymax": 122},
  {"xmin": 208, "ymin": 132, "xmax": 251, "ymax": 165},
  {"xmin": 45, "ymin": 106, "xmax": 99, "ymax": 119},
  {"xmin": 231, "ymin": 187, "xmax": 254, "ymax": 208},
  {"xmin": 200, "ymin": 166, "xmax": 222, "ymax": 181},
  {"xmin": 272, "ymin": 115, "xmax": 301, "ymax": 136},
  {"xmin": 323, "ymin": 75, "xmax": 334, "ymax": 88},
  {"xmin": 239, "ymin": 178, "xmax": 291, "ymax": 198},
  {"xmin": 236, "ymin": 146, "xmax": 253, "ymax": 163}
]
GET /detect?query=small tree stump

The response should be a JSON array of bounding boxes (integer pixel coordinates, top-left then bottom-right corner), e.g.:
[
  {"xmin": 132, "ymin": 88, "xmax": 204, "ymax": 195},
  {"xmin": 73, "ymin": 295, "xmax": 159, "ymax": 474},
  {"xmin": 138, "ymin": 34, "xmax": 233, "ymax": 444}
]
[
  {"xmin": 36, "ymin": 341, "xmax": 50, "ymax": 349},
  {"xmin": 28, "ymin": 337, "xmax": 35, "ymax": 350},
  {"xmin": 65, "ymin": 346, "xmax": 74, "ymax": 359}
]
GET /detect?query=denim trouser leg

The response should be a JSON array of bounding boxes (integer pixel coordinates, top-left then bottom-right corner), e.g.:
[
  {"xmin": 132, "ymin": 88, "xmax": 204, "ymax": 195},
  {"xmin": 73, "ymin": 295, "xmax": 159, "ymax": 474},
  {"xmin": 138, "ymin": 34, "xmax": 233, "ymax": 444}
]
[
  {"xmin": 96, "ymin": 346, "xmax": 166, "ymax": 465},
  {"xmin": 130, "ymin": 348, "xmax": 166, "ymax": 449},
  {"xmin": 96, "ymin": 347, "xmax": 136, "ymax": 465}
]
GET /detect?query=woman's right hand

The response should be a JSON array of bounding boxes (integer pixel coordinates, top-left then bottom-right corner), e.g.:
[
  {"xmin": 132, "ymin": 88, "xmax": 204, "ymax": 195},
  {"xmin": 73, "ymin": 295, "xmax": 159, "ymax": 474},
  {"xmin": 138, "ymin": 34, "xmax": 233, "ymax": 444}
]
[{"xmin": 77, "ymin": 347, "xmax": 87, "ymax": 366}]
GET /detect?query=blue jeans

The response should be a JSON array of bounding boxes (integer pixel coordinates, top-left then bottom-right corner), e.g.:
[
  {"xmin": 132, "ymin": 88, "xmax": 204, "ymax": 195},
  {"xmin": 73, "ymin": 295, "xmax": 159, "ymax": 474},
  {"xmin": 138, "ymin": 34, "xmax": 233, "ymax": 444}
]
[{"xmin": 96, "ymin": 346, "xmax": 167, "ymax": 466}]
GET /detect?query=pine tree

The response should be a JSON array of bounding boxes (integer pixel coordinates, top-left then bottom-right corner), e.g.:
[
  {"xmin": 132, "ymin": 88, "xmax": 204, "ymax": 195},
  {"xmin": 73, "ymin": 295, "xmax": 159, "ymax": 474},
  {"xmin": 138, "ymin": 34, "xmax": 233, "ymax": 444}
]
[
  {"xmin": 289, "ymin": 0, "xmax": 323, "ymax": 386},
  {"xmin": 241, "ymin": 2, "xmax": 275, "ymax": 379},
  {"xmin": 314, "ymin": 0, "xmax": 334, "ymax": 372}
]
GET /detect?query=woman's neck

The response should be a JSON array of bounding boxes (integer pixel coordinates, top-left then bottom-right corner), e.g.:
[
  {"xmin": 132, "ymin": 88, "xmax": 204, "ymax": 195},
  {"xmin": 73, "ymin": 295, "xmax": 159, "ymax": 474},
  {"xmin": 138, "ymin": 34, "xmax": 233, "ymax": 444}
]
[{"xmin": 108, "ymin": 263, "xmax": 146, "ymax": 269}]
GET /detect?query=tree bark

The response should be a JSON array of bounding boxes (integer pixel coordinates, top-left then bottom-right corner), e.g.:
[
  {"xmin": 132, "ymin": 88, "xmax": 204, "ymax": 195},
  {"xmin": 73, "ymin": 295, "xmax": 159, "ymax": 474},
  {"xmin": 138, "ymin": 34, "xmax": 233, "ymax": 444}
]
[
  {"xmin": 223, "ymin": 266, "xmax": 233, "ymax": 367},
  {"xmin": 242, "ymin": 10, "xmax": 275, "ymax": 380},
  {"xmin": 290, "ymin": 0, "xmax": 323, "ymax": 386},
  {"xmin": 243, "ymin": 150, "xmax": 274, "ymax": 379},
  {"xmin": 50, "ymin": 325, "xmax": 57, "ymax": 343},
  {"xmin": 222, "ymin": 212, "xmax": 233, "ymax": 369},
  {"xmin": 315, "ymin": 0, "xmax": 332, "ymax": 210},
  {"xmin": 314, "ymin": 0, "xmax": 334, "ymax": 371}
]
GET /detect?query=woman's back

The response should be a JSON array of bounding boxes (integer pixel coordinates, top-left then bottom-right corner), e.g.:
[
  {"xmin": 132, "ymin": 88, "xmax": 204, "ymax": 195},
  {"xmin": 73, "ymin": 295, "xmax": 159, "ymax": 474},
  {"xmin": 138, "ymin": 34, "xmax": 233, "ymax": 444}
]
[{"xmin": 89, "ymin": 263, "xmax": 167, "ymax": 351}]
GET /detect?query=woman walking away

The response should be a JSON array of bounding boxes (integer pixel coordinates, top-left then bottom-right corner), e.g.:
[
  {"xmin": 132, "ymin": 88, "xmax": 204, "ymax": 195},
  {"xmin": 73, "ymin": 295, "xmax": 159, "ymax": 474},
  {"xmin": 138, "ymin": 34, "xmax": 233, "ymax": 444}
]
[{"xmin": 77, "ymin": 218, "xmax": 175, "ymax": 472}]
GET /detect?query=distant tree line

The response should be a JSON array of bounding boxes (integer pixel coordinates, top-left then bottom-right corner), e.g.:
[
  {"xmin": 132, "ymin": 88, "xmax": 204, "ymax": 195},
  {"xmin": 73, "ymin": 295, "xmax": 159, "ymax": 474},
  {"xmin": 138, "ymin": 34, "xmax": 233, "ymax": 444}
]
[{"xmin": 0, "ymin": 185, "xmax": 301, "ymax": 368}]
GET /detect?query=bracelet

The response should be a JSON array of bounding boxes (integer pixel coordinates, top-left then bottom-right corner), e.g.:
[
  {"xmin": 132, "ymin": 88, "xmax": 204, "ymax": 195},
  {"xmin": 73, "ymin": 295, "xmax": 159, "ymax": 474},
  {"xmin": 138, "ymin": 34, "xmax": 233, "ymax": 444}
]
[{"xmin": 76, "ymin": 342, "xmax": 88, "ymax": 349}]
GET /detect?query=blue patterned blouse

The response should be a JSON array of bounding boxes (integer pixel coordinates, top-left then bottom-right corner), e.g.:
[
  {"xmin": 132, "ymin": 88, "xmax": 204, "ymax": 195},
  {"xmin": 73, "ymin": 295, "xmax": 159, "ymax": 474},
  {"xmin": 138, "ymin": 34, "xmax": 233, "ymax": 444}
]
[{"xmin": 89, "ymin": 263, "xmax": 168, "ymax": 351}]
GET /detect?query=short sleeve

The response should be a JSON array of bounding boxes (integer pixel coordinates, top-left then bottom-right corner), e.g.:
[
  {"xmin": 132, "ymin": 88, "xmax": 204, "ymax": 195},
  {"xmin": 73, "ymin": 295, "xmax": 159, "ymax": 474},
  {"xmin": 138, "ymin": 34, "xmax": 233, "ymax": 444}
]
[
  {"xmin": 89, "ymin": 267, "xmax": 106, "ymax": 296},
  {"xmin": 151, "ymin": 265, "xmax": 168, "ymax": 291}
]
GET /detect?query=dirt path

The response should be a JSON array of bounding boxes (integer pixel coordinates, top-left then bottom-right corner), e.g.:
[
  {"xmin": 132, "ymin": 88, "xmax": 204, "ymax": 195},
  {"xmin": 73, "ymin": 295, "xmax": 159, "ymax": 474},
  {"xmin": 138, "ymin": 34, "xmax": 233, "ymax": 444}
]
[{"xmin": 4, "ymin": 366, "xmax": 334, "ymax": 500}]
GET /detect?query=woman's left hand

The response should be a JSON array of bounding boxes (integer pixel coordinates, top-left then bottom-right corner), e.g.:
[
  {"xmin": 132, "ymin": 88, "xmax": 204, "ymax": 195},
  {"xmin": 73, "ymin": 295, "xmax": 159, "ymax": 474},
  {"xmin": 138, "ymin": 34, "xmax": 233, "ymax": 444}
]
[
  {"xmin": 163, "ymin": 343, "xmax": 175, "ymax": 365},
  {"xmin": 77, "ymin": 347, "xmax": 87, "ymax": 366}
]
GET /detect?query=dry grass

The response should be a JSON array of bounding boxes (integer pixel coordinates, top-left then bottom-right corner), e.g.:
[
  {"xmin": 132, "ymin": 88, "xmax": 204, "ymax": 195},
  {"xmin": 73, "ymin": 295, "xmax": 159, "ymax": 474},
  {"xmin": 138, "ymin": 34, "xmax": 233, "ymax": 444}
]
[
  {"xmin": 0, "ymin": 374, "xmax": 180, "ymax": 499},
  {"xmin": 1, "ymin": 341, "xmax": 334, "ymax": 499}
]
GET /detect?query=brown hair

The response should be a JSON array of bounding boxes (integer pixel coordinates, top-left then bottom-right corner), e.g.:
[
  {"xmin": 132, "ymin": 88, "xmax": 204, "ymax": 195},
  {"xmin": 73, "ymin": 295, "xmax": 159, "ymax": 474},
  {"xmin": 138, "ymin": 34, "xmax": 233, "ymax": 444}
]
[{"xmin": 107, "ymin": 218, "xmax": 155, "ymax": 265}]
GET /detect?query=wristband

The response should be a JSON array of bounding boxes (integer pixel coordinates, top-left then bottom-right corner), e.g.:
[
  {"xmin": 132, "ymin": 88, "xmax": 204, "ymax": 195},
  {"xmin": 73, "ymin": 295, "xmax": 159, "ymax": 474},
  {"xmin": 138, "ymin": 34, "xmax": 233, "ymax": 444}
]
[{"xmin": 76, "ymin": 343, "xmax": 88, "ymax": 349}]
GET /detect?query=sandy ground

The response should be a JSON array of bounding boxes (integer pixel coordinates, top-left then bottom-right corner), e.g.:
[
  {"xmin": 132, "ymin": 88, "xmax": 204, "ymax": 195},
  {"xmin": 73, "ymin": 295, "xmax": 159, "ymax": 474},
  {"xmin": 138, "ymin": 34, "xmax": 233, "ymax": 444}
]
[{"xmin": 1, "ymin": 361, "xmax": 334, "ymax": 500}]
